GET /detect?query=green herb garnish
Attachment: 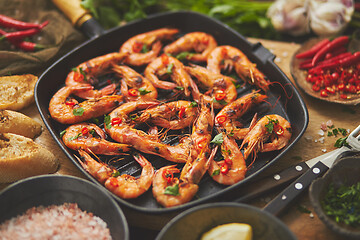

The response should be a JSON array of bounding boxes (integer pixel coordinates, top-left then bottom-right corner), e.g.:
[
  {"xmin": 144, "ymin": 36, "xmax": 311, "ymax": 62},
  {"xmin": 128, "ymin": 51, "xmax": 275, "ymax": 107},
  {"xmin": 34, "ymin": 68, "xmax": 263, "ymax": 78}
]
[
  {"xmin": 322, "ymin": 182, "xmax": 360, "ymax": 228},
  {"xmin": 210, "ymin": 132, "xmax": 223, "ymax": 146},
  {"xmin": 265, "ymin": 117, "xmax": 279, "ymax": 133},
  {"xmin": 166, "ymin": 63, "xmax": 174, "ymax": 74},
  {"xmin": 164, "ymin": 184, "xmax": 180, "ymax": 196},
  {"xmin": 60, "ymin": 130, "xmax": 66, "ymax": 138},
  {"xmin": 138, "ymin": 87, "xmax": 151, "ymax": 95},
  {"xmin": 175, "ymin": 86, "xmax": 184, "ymax": 91},
  {"xmin": 213, "ymin": 98, "xmax": 227, "ymax": 105},
  {"xmin": 104, "ymin": 114, "xmax": 111, "ymax": 129},
  {"xmin": 189, "ymin": 101, "xmax": 198, "ymax": 108},
  {"xmin": 73, "ymin": 107, "xmax": 85, "ymax": 116},
  {"xmin": 68, "ymin": 133, "xmax": 81, "ymax": 141},
  {"xmin": 211, "ymin": 169, "xmax": 220, "ymax": 176},
  {"xmin": 334, "ymin": 137, "xmax": 350, "ymax": 148}
]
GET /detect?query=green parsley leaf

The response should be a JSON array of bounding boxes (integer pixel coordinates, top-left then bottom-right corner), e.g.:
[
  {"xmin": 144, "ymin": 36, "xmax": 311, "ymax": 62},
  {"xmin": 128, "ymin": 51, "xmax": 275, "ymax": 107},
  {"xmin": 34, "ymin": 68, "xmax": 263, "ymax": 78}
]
[
  {"xmin": 210, "ymin": 132, "xmax": 223, "ymax": 146},
  {"xmin": 141, "ymin": 43, "xmax": 149, "ymax": 53},
  {"xmin": 68, "ymin": 133, "xmax": 81, "ymax": 141},
  {"xmin": 60, "ymin": 130, "xmax": 66, "ymax": 138},
  {"xmin": 334, "ymin": 137, "xmax": 350, "ymax": 148},
  {"xmin": 138, "ymin": 87, "xmax": 151, "ymax": 95},
  {"xmin": 166, "ymin": 63, "xmax": 174, "ymax": 74},
  {"xmin": 213, "ymin": 98, "xmax": 227, "ymax": 105},
  {"xmin": 175, "ymin": 86, "xmax": 184, "ymax": 91},
  {"xmin": 164, "ymin": 184, "xmax": 180, "ymax": 196},
  {"xmin": 175, "ymin": 52, "xmax": 193, "ymax": 60},
  {"xmin": 73, "ymin": 107, "xmax": 85, "ymax": 116},
  {"xmin": 189, "ymin": 101, "xmax": 198, "ymax": 108},
  {"xmin": 211, "ymin": 169, "xmax": 220, "ymax": 176},
  {"xmin": 112, "ymin": 170, "xmax": 120, "ymax": 178},
  {"xmin": 104, "ymin": 114, "xmax": 111, "ymax": 129}
]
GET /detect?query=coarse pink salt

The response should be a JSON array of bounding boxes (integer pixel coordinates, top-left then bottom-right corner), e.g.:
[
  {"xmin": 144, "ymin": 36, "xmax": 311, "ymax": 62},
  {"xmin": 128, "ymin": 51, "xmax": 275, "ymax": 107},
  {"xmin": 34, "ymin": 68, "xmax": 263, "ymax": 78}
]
[{"xmin": 0, "ymin": 203, "xmax": 112, "ymax": 240}]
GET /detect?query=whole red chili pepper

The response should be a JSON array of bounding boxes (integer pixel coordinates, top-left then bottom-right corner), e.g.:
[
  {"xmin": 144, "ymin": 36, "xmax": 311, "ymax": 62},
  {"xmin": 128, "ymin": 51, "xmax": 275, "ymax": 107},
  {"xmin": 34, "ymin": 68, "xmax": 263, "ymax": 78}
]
[
  {"xmin": 338, "ymin": 52, "xmax": 360, "ymax": 68},
  {"xmin": 0, "ymin": 14, "xmax": 46, "ymax": 30},
  {"xmin": 295, "ymin": 39, "xmax": 330, "ymax": 59},
  {"xmin": 0, "ymin": 20, "xmax": 48, "ymax": 42},
  {"xmin": 311, "ymin": 36, "xmax": 349, "ymax": 66},
  {"xmin": 0, "ymin": 28, "xmax": 44, "ymax": 51}
]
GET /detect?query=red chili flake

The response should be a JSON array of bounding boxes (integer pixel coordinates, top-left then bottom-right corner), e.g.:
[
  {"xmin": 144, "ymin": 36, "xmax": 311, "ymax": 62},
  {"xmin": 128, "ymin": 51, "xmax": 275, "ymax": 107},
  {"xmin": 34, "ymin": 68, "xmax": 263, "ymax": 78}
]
[
  {"xmin": 65, "ymin": 101, "xmax": 76, "ymax": 106},
  {"xmin": 111, "ymin": 117, "xmax": 122, "ymax": 126},
  {"xmin": 128, "ymin": 88, "xmax": 139, "ymax": 96},
  {"xmin": 215, "ymin": 90, "xmax": 226, "ymax": 101},
  {"xmin": 81, "ymin": 127, "xmax": 89, "ymax": 135},
  {"xmin": 224, "ymin": 158, "xmax": 232, "ymax": 166},
  {"xmin": 178, "ymin": 106, "xmax": 186, "ymax": 119},
  {"xmin": 161, "ymin": 54, "xmax": 169, "ymax": 65},
  {"xmin": 320, "ymin": 89, "xmax": 328, "ymax": 97},
  {"xmin": 216, "ymin": 115, "xmax": 227, "ymax": 124},
  {"xmin": 132, "ymin": 41, "xmax": 143, "ymax": 53},
  {"xmin": 340, "ymin": 94, "xmax": 348, "ymax": 99}
]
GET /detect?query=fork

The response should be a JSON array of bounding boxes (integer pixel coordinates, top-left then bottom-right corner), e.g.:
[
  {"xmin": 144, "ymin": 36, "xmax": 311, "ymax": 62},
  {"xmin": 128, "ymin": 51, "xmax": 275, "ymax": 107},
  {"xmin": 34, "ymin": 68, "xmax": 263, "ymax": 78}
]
[{"xmin": 263, "ymin": 124, "xmax": 360, "ymax": 216}]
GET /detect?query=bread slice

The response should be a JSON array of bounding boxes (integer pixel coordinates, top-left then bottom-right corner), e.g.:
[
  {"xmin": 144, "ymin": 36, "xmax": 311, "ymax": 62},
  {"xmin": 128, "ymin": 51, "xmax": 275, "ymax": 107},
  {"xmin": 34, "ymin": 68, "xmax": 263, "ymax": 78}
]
[
  {"xmin": 0, "ymin": 133, "xmax": 59, "ymax": 183},
  {"xmin": 0, "ymin": 74, "xmax": 38, "ymax": 111},
  {"xmin": 0, "ymin": 110, "xmax": 42, "ymax": 139}
]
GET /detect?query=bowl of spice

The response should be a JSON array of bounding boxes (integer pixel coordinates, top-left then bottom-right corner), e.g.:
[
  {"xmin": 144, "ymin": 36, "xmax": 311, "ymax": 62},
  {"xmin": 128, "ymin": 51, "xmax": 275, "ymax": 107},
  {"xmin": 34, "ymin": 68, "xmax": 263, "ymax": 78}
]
[
  {"xmin": 0, "ymin": 175, "xmax": 129, "ymax": 240},
  {"xmin": 309, "ymin": 154, "xmax": 360, "ymax": 239}
]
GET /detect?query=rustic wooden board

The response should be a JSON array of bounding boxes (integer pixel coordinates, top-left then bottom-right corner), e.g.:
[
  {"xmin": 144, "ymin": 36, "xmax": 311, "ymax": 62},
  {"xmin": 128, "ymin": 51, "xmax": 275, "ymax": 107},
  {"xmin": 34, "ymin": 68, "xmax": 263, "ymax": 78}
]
[{"xmin": 1, "ymin": 38, "xmax": 357, "ymax": 240}]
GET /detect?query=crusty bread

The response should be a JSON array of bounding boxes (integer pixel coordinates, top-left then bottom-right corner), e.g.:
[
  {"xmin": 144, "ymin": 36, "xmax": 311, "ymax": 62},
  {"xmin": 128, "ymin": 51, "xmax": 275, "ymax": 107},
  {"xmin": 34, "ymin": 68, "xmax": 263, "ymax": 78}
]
[
  {"xmin": 0, "ymin": 74, "xmax": 38, "ymax": 111},
  {"xmin": 0, "ymin": 133, "xmax": 59, "ymax": 183},
  {"xmin": 0, "ymin": 110, "xmax": 42, "ymax": 138}
]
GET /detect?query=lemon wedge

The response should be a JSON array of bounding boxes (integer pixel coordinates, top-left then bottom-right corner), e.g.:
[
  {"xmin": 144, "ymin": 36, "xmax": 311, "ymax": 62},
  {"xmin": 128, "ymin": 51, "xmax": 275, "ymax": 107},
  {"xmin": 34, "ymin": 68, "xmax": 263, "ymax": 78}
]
[{"xmin": 201, "ymin": 223, "xmax": 252, "ymax": 240}]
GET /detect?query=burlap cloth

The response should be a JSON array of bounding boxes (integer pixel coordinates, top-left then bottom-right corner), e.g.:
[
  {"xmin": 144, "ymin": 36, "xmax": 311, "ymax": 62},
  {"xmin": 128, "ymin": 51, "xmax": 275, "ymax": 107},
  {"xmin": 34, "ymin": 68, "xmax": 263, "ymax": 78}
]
[{"xmin": 0, "ymin": 0, "xmax": 86, "ymax": 76}]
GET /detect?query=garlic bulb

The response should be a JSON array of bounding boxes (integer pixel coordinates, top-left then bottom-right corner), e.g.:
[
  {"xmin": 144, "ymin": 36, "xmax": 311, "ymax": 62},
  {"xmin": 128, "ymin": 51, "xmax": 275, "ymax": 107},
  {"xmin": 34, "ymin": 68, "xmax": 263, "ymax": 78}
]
[
  {"xmin": 309, "ymin": 0, "xmax": 354, "ymax": 37},
  {"xmin": 267, "ymin": 0, "xmax": 355, "ymax": 37},
  {"xmin": 267, "ymin": 0, "xmax": 310, "ymax": 36}
]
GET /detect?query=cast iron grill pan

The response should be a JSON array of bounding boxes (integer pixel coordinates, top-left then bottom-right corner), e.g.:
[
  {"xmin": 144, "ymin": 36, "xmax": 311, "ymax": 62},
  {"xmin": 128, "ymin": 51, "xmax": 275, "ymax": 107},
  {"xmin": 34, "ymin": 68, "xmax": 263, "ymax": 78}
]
[{"xmin": 35, "ymin": 11, "xmax": 308, "ymax": 214}]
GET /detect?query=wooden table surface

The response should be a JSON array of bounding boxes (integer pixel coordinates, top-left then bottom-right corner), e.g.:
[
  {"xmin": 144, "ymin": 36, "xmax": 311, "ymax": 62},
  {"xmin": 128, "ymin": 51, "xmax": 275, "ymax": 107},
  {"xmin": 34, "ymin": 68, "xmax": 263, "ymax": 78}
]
[{"xmin": 1, "ymin": 38, "xmax": 358, "ymax": 240}]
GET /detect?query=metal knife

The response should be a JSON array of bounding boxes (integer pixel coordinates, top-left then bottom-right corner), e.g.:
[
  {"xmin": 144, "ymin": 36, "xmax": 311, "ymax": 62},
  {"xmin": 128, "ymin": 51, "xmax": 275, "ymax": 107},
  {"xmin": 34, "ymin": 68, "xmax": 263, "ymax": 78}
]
[{"xmin": 263, "ymin": 125, "xmax": 360, "ymax": 215}]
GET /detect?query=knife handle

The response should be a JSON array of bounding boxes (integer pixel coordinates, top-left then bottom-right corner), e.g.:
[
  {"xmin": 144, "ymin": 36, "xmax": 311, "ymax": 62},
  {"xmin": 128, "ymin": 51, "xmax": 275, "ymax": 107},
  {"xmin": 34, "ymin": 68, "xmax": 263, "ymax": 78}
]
[
  {"xmin": 263, "ymin": 161, "xmax": 329, "ymax": 216},
  {"xmin": 234, "ymin": 161, "xmax": 310, "ymax": 203}
]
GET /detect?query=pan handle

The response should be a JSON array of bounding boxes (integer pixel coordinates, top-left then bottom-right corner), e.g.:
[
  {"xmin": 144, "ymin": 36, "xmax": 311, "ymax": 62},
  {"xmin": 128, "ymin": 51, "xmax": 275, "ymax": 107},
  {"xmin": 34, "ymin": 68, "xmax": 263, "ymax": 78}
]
[{"xmin": 52, "ymin": 0, "xmax": 105, "ymax": 39}]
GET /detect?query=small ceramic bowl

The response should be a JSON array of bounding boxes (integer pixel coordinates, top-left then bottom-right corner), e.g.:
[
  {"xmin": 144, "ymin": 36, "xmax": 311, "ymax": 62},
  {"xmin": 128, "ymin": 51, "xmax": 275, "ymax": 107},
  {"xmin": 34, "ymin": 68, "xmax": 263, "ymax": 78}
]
[
  {"xmin": 309, "ymin": 155, "xmax": 360, "ymax": 239},
  {"xmin": 0, "ymin": 175, "xmax": 129, "ymax": 240},
  {"xmin": 155, "ymin": 202, "xmax": 297, "ymax": 240}
]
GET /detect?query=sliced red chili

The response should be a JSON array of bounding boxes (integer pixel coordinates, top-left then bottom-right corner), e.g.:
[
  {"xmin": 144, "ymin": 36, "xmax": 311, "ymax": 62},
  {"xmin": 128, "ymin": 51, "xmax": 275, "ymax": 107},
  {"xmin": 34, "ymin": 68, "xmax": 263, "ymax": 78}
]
[
  {"xmin": 132, "ymin": 41, "xmax": 143, "ymax": 53},
  {"xmin": 73, "ymin": 71, "xmax": 84, "ymax": 82},
  {"xmin": 325, "ymin": 87, "xmax": 335, "ymax": 94},
  {"xmin": 111, "ymin": 117, "xmax": 122, "ymax": 126},
  {"xmin": 162, "ymin": 170, "xmax": 174, "ymax": 184},
  {"xmin": 274, "ymin": 125, "xmax": 284, "ymax": 136},
  {"xmin": 65, "ymin": 101, "xmax": 76, "ymax": 106},
  {"xmin": 340, "ymin": 94, "xmax": 348, "ymax": 99},
  {"xmin": 216, "ymin": 115, "xmax": 227, "ymax": 124},
  {"xmin": 215, "ymin": 90, "xmax": 226, "ymax": 101},
  {"xmin": 220, "ymin": 163, "xmax": 229, "ymax": 174},
  {"xmin": 320, "ymin": 89, "xmax": 328, "ymax": 97},
  {"xmin": 197, "ymin": 138, "xmax": 207, "ymax": 150},
  {"xmin": 81, "ymin": 127, "xmax": 89, "ymax": 135},
  {"xmin": 178, "ymin": 106, "xmax": 186, "ymax": 119},
  {"xmin": 338, "ymin": 83, "xmax": 345, "ymax": 91},
  {"xmin": 128, "ymin": 88, "xmax": 139, "ymax": 97},
  {"xmin": 224, "ymin": 158, "xmax": 233, "ymax": 166},
  {"xmin": 312, "ymin": 84, "xmax": 321, "ymax": 92},
  {"xmin": 108, "ymin": 177, "xmax": 119, "ymax": 187}
]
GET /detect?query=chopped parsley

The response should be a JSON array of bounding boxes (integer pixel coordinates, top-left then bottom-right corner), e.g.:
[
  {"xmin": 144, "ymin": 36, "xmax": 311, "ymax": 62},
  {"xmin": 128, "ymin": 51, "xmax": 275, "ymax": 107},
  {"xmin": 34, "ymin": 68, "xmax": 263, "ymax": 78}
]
[
  {"xmin": 164, "ymin": 184, "xmax": 180, "ymax": 196},
  {"xmin": 138, "ymin": 87, "xmax": 151, "ymax": 95},
  {"xmin": 210, "ymin": 132, "xmax": 223, "ymax": 146},
  {"xmin": 189, "ymin": 101, "xmax": 198, "ymax": 108},
  {"xmin": 265, "ymin": 117, "xmax": 279, "ymax": 133},
  {"xmin": 166, "ymin": 63, "xmax": 174, "ymax": 74},
  {"xmin": 211, "ymin": 169, "xmax": 220, "ymax": 176},
  {"xmin": 104, "ymin": 114, "xmax": 111, "ymax": 129},
  {"xmin": 322, "ymin": 182, "xmax": 360, "ymax": 228},
  {"xmin": 72, "ymin": 107, "xmax": 84, "ymax": 116},
  {"xmin": 60, "ymin": 130, "xmax": 66, "ymax": 138}
]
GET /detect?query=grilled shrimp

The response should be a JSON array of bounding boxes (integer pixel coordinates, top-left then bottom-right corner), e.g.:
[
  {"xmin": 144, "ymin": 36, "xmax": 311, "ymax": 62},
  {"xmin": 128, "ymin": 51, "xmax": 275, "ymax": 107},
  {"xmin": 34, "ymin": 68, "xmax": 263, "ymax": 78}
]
[
  {"xmin": 184, "ymin": 64, "xmax": 237, "ymax": 109},
  {"xmin": 119, "ymin": 28, "xmax": 179, "ymax": 66},
  {"xmin": 152, "ymin": 100, "xmax": 215, "ymax": 208},
  {"xmin": 207, "ymin": 45, "xmax": 270, "ymax": 92},
  {"xmin": 76, "ymin": 150, "xmax": 154, "ymax": 199},
  {"xmin": 215, "ymin": 91, "xmax": 268, "ymax": 140},
  {"xmin": 62, "ymin": 123, "xmax": 131, "ymax": 155},
  {"xmin": 65, "ymin": 52, "xmax": 127, "ymax": 99},
  {"xmin": 105, "ymin": 101, "xmax": 190, "ymax": 163},
  {"xmin": 163, "ymin": 32, "xmax": 217, "ymax": 62},
  {"xmin": 136, "ymin": 100, "xmax": 198, "ymax": 130},
  {"xmin": 104, "ymin": 154, "xmax": 154, "ymax": 199},
  {"xmin": 112, "ymin": 65, "xmax": 158, "ymax": 101},
  {"xmin": 152, "ymin": 165, "xmax": 198, "ymax": 208},
  {"xmin": 144, "ymin": 54, "xmax": 194, "ymax": 97},
  {"xmin": 240, "ymin": 114, "xmax": 292, "ymax": 161},
  {"xmin": 49, "ymin": 85, "xmax": 123, "ymax": 125},
  {"xmin": 208, "ymin": 134, "xmax": 247, "ymax": 185}
]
